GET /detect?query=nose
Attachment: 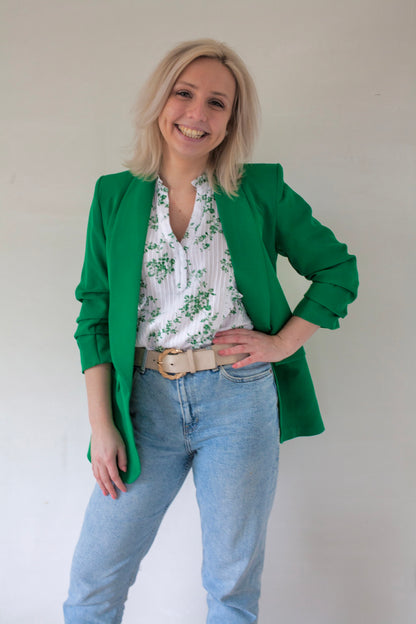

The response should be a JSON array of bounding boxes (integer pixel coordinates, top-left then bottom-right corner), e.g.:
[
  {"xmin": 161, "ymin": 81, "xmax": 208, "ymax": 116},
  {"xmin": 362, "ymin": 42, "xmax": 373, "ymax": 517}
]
[{"xmin": 188, "ymin": 97, "xmax": 208, "ymax": 122}]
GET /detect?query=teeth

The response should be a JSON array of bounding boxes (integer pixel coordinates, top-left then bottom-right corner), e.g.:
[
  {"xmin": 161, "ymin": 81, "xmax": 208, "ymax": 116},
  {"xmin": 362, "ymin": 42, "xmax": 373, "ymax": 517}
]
[{"xmin": 178, "ymin": 125, "xmax": 205, "ymax": 139}]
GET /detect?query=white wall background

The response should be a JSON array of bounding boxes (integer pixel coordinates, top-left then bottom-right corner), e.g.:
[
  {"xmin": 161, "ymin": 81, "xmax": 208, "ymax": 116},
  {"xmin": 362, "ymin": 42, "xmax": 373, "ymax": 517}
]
[{"xmin": 1, "ymin": 0, "xmax": 415, "ymax": 622}]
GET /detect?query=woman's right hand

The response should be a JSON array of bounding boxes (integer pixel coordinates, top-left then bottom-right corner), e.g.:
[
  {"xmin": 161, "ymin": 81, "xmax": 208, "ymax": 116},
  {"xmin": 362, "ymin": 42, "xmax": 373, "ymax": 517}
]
[
  {"xmin": 90, "ymin": 422, "xmax": 128, "ymax": 499},
  {"xmin": 84, "ymin": 363, "xmax": 128, "ymax": 499}
]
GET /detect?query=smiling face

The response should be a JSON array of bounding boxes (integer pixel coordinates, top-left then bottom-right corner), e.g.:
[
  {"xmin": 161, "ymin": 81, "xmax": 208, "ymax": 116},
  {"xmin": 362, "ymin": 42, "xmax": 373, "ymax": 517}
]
[{"xmin": 158, "ymin": 57, "xmax": 236, "ymax": 172}]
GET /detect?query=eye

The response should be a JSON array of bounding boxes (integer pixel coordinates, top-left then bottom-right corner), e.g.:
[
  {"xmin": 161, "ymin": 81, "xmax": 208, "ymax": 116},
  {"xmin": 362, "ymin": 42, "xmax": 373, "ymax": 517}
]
[
  {"xmin": 175, "ymin": 89, "xmax": 192, "ymax": 98},
  {"xmin": 209, "ymin": 99, "xmax": 225, "ymax": 109}
]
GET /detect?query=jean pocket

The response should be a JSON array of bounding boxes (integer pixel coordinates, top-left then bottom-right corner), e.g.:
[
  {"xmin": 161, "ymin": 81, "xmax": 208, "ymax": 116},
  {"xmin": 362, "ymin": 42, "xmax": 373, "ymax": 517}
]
[{"xmin": 219, "ymin": 361, "xmax": 273, "ymax": 383}]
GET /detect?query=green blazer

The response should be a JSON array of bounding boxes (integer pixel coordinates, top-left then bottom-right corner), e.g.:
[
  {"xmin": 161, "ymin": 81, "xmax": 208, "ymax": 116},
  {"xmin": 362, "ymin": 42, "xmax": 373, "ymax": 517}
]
[{"xmin": 75, "ymin": 163, "xmax": 358, "ymax": 483}]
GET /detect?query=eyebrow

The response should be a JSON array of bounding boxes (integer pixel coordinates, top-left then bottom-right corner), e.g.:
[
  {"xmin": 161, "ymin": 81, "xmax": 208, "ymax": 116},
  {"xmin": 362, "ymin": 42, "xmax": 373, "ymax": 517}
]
[{"xmin": 175, "ymin": 80, "xmax": 231, "ymax": 101}]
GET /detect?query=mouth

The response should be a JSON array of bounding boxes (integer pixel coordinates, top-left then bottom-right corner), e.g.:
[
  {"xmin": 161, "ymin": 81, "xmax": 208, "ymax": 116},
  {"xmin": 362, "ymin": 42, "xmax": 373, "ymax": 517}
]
[{"xmin": 176, "ymin": 124, "xmax": 208, "ymax": 140}]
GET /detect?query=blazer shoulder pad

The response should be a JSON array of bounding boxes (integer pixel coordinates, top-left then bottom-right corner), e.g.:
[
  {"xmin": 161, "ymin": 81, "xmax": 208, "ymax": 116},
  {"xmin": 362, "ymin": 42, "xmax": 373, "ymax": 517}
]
[
  {"xmin": 97, "ymin": 170, "xmax": 136, "ymax": 195},
  {"xmin": 240, "ymin": 163, "xmax": 284, "ymax": 207}
]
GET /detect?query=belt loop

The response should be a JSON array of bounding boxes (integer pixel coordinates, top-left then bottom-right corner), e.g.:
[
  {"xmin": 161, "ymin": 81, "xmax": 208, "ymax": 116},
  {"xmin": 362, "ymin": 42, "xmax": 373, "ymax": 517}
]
[
  {"xmin": 186, "ymin": 349, "xmax": 196, "ymax": 374},
  {"xmin": 139, "ymin": 348, "xmax": 147, "ymax": 374}
]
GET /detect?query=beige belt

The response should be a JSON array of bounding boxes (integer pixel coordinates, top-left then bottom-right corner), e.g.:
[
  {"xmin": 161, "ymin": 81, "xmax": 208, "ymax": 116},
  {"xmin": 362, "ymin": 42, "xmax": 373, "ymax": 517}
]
[{"xmin": 134, "ymin": 344, "xmax": 247, "ymax": 380}]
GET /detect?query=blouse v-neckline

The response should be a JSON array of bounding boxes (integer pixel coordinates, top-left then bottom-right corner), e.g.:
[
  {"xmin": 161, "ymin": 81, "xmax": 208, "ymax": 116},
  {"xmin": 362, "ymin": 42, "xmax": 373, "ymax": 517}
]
[{"xmin": 156, "ymin": 174, "xmax": 210, "ymax": 245}]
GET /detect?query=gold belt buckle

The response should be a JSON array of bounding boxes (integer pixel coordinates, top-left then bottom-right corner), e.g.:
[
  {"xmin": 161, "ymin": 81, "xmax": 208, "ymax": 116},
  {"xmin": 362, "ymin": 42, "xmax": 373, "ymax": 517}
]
[{"xmin": 157, "ymin": 348, "xmax": 186, "ymax": 380}]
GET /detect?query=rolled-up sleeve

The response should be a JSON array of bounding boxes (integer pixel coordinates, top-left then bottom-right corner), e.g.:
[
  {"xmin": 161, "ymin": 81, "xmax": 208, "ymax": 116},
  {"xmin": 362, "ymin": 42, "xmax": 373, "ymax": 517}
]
[
  {"xmin": 275, "ymin": 165, "xmax": 359, "ymax": 329},
  {"xmin": 74, "ymin": 177, "xmax": 112, "ymax": 371}
]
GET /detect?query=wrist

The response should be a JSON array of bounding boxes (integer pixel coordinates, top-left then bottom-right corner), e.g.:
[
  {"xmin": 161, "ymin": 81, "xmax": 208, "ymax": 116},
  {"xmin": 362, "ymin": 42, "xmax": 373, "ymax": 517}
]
[
  {"xmin": 271, "ymin": 333, "xmax": 294, "ymax": 359},
  {"xmin": 89, "ymin": 410, "xmax": 114, "ymax": 433}
]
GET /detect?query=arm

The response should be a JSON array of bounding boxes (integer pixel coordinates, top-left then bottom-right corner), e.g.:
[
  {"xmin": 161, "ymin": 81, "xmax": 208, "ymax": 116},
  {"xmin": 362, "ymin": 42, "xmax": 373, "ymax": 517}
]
[
  {"xmin": 85, "ymin": 363, "xmax": 127, "ymax": 499},
  {"xmin": 275, "ymin": 168, "xmax": 359, "ymax": 328},
  {"xmin": 75, "ymin": 177, "xmax": 112, "ymax": 372},
  {"xmin": 75, "ymin": 179, "xmax": 127, "ymax": 496},
  {"xmin": 215, "ymin": 166, "xmax": 358, "ymax": 364}
]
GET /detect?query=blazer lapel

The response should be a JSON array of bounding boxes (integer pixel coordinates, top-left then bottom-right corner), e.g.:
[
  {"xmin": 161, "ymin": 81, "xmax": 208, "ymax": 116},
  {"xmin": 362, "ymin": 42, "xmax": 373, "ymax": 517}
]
[
  {"xmin": 108, "ymin": 175, "xmax": 155, "ymax": 380},
  {"xmin": 215, "ymin": 186, "xmax": 275, "ymax": 332}
]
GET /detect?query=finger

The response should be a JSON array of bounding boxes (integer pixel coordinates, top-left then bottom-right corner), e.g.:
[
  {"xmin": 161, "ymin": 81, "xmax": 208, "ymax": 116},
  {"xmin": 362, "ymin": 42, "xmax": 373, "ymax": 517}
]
[
  {"xmin": 102, "ymin": 478, "xmax": 118, "ymax": 500},
  {"xmin": 214, "ymin": 336, "xmax": 262, "ymax": 350},
  {"xmin": 215, "ymin": 327, "xmax": 253, "ymax": 335},
  {"xmin": 98, "ymin": 482, "xmax": 110, "ymax": 497},
  {"xmin": 214, "ymin": 329, "xmax": 253, "ymax": 341},
  {"xmin": 98, "ymin": 463, "xmax": 118, "ymax": 500},
  {"xmin": 231, "ymin": 354, "xmax": 258, "ymax": 368},
  {"xmin": 108, "ymin": 459, "xmax": 127, "ymax": 494},
  {"xmin": 92, "ymin": 466, "xmax": 109, "ymax": 497},
  {"xmin": 117, "ymin": 444, "xmax": 128, "ymax": 474},
  {"xmin": 216, "ymin": 343, "xmax": 253, "ymax": 357}
]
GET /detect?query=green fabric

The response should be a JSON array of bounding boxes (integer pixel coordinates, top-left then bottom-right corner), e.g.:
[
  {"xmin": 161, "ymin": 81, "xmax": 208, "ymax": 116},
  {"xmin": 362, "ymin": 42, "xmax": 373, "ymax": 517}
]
[{"xmin": 75, "ymin": 164, "xmax": 359, "ymax": 483}]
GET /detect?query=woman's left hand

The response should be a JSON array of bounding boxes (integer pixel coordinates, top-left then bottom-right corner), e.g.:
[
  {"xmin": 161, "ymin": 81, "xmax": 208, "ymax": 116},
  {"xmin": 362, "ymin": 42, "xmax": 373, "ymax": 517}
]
[
  {"xmin": 213, "ymin": 328, "xmax": 293, "ymax": 368},
  {"xmin": 213, "ymin": 317, "xmax": 320, "ymax": 368}
]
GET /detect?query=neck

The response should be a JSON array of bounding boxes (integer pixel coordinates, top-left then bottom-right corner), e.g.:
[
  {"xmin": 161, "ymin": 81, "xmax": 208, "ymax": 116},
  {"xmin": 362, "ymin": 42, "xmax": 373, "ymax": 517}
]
[{"xmin": 159, "ymin": 152, "xmax": 208, "ymax": 191}]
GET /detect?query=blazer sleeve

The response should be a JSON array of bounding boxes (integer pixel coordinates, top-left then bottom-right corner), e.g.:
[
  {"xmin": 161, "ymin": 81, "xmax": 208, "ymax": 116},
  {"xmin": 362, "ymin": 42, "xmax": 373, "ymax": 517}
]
[
  {"xmin": 275, "ymin": 165, "xmax": 359, "ymax": 329},
  {"xmin": 74, "ymin": 177, "xmax": 112, "ymax": 372}
]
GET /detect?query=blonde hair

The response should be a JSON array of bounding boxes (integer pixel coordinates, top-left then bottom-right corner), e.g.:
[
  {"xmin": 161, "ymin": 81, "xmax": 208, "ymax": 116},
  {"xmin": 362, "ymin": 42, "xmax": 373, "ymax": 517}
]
[{"xmin": 123, "ymin": 39, "xmax": 260, "ymax": 196}]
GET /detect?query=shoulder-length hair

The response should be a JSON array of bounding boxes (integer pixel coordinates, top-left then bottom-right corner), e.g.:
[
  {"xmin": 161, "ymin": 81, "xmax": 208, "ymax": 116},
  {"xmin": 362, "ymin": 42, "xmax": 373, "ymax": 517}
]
[{"xmin": 123, "ymin": 39, "xmax": 260, "ymax": 196}]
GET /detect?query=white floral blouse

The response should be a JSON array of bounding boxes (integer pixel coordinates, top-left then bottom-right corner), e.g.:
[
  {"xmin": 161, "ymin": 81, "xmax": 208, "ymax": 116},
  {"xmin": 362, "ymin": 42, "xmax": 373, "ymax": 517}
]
[{"xmin": 135, "ymin": 174, "xmax": 253, "ymax": 351}]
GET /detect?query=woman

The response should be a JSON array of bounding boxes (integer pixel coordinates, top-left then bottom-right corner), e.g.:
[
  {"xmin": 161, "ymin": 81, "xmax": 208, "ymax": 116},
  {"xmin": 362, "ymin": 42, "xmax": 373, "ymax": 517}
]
[{"xmin": 64, "ymin": 39, "xmax": 358, "ymax": 623}]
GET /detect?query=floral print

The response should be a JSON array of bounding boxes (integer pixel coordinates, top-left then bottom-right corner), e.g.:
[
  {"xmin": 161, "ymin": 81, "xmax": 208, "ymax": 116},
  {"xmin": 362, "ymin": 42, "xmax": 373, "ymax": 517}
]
[
  {"xmin": 135, "ymin": 174, "xmax": 252, "ymax": 351},
  {"xmin": 146, "ymin": 253, "xmax": 175, "ymax": 283}
]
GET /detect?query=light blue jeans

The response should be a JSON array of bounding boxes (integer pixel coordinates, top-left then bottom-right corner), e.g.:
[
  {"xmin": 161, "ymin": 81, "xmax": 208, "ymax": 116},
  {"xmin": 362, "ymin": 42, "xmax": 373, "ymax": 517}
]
[{"xmin": 64, "ymin": 361, "xmax": 280, "ymax": 623}]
